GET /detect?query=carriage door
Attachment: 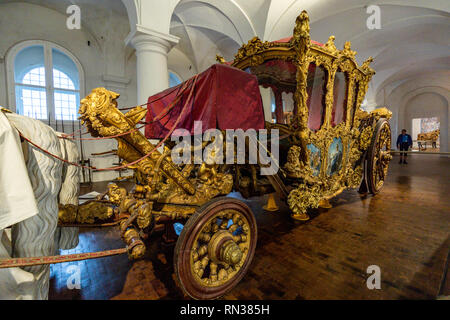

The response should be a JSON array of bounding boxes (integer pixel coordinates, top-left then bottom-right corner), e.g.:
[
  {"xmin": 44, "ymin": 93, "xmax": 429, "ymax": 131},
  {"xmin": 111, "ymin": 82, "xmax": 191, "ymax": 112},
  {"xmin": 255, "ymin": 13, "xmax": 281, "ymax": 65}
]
[{"xmin": 305, "ymin": 62, "xmax": 349, "ymax": 186}]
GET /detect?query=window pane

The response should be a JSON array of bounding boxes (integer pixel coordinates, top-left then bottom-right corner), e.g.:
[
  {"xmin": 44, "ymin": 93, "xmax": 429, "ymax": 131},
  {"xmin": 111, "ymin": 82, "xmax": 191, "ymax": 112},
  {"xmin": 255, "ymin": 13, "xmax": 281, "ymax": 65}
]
[
  {"xmin": 22, "ymin": 67, "xmax": 46, "ymax": 86},
  {"xmin": 52, "ymin": 48, "xmax": 79, "ymax": 90},
  {"xmin": 54, "ymin": 89, "xmax": 79, "ymax": 120},
  {"xmin": 282, "ymin": 92, "xmax": 295, "ymax": 125},
  {"xmin": 331, "ymin": 70, "xmax": 348, "ymax": 127},
  {"xmin": 270, "ymin": 89, "xmax": 276, "ymax": 123},
  {"xmin": 306, "ymin": 63, "xmax": 327, "ymax": 131},
  {"xmin": 15, "ymin": 85, "xmax": 47, "ymax": 119},
  {"xmin": 169, "ymin": 72, "xmax": 182, "ymax": 87},
  {"xmin": 15, "ymin": 45, "xmax": 45, "ymax": 86}
]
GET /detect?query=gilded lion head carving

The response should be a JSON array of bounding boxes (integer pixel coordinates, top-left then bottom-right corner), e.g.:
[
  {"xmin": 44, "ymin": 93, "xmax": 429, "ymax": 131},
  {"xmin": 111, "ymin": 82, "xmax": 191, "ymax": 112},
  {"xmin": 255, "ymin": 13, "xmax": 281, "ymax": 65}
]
[
  {"xmin": 79, "ymin": 87, "xmax": 121, "ymax": 137},
  {"xmin": 79, "ymin": 87, "xmax": 119, "ymax": 117}
]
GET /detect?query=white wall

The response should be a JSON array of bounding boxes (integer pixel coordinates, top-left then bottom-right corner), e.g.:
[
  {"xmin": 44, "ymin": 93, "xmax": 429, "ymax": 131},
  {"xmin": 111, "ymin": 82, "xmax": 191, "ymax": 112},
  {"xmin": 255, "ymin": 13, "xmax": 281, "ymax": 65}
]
[
  {"xmin": 0, "ymin": 2, "xmax": 137, "ymax": 181},
  {"xmin": 382, "ymin": 73, "xmax": 450, "ymax": 153},
  {"xmin": 402, "ymin": 92, "xmax": 448, "ymax": 152}
]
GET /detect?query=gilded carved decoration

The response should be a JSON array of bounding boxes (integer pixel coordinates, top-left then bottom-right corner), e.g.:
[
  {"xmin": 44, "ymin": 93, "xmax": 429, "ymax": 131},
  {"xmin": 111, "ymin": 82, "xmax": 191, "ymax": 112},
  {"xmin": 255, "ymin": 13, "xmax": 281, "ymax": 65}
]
[
  {"xmin": 78, "ymin": 88, "xmax": 236, "ymax": 260},
  {"xmin": 216, "ymin": 55, "xmax": 226, "ymax": 64},
  {"xmin": 234, "ymin": 37, "xmax": 277, "ymax": 67},
  {"xmin": 417, "ymin": 129, "xmax": 440, "ymax": 142},
  {"xmin": 79, "ymin": 88, "xmax": 196, "ymax": 195},
  {"xmin": 71, "ymin": 9, "xmax": 395, "ymax": 300},
  {"xmin": 190, "ymin": 209, "xmax": 251, "ymax": 287},
  {"xmin": 58, "ymin": 201, "xmax": 114, "ymax": 224},
  {"xmin": 230, "ymin": 10, "xmax": 391, "ymax": 218}
]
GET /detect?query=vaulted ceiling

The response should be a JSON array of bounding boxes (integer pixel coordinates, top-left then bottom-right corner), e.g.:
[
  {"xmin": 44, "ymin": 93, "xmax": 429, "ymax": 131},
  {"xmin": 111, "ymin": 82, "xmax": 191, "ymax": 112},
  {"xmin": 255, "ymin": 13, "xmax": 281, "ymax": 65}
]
[
  {"xmin": 1, "ymin": 0, "xmax": 129, "ymax": 47},
  {"xmin": 169, "ymin": 0, "xmax": 450, "ymax": 107},
  {"xmin": 7, "ymin": 0, "xmax": 449, "ymax": 108}
]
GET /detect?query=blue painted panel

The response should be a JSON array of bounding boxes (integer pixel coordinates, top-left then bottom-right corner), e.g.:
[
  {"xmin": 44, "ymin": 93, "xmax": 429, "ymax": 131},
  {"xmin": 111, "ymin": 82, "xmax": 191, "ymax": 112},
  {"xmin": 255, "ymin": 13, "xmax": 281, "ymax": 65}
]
[
  {"xmin": 327, "ymin": 137, "xmax": 343, "ymax": 176},
  {"xmin": 307, "ymin": 143, "xmax": 321, "ymax": 176}
]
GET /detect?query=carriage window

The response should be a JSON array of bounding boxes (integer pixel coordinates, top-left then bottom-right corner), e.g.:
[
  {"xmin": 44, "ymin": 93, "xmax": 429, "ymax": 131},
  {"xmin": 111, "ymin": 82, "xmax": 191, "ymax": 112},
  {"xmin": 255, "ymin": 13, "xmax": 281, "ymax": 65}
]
[
  {"xmin": 251, "ymin": 58, "xmax": 297, "ymax": 125},
  {"xmin": 282, "ymin": 92, "xmax": 295, "ymax": 125},
  {"xmin": 306, "ymin": 63, "xmax": 327, "ymax": 131},
  {"xmin": 270, "ymin": 90, "xmax": 277, "ymax": 123},
  {"xmin": 270, "ymin": 90, "xmax": 295, "ymax": 125},
  {"xmin": 331, "ymin": 70, "xmax": 348, "ymax": 127}
]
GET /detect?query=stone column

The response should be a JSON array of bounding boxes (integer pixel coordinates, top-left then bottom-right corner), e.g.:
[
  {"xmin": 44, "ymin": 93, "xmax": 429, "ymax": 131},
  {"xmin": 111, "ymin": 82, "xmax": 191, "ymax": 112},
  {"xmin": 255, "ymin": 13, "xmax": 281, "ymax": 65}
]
[{"xmin": 126, "ymin": 27, "xmax": 179, "ymax": 105}]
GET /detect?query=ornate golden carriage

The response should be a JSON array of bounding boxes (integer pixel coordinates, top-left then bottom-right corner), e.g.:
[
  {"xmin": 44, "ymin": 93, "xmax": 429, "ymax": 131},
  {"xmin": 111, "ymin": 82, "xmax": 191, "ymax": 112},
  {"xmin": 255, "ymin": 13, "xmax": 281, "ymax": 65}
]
[
  {"xmin": 74, "ymin": 11, "xmax": 392, "ymax": 299},
  {"xmin": 224, "ymin": 10, "xmax": 392, "ymax": 217}
]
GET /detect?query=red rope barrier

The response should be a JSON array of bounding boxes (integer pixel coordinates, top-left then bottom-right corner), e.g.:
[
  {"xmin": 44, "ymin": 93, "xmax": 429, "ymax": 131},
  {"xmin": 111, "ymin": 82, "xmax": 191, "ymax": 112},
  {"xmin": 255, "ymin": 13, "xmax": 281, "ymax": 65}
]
[
  {"xmin": 118, "ymin": 83, "xmax": 183, "ymax": 110},
  {"xmin": 94, "ymin": 75, "xmax": 198, "ymax": 172},
  {"xmin": 60, "ymin": 80, "xmax": 190, "ymax": 141},
  {"xmin": 59, "ymin": 125, "xmax": 146, "ymax": 141},
  {"xmin": 16, "ymin": 129, "xmax": 97, "ymax": 170}
]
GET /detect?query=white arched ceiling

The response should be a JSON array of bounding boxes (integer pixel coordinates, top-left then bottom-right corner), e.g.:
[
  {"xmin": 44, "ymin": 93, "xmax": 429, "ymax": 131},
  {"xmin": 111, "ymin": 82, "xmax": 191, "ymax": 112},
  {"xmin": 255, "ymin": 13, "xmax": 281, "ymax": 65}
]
[
  {"xmin": 265, "ymin": 0, "xmax": 450, "ymax": 41},
  {"xmin": 399, "ymin": 89, "xmax": 449, "ymax": 152},
  {"xmin": 2, "ymin": 0, "xmax": 131, "ymax": 78},
  {"xmin": 170, "ymin": 0, "xmax": 258, "ymax": 73},
  {"xmin": 122, "ymin": 0, "xmax": 181, "ymax": 34},
  {"xmin": 3, "ymin": 0, "xmax": 129, "ymax": 52},
  {"xmin": 174, "ymin": 0, "xmax": 257, "ymax": 43},
  {"xmin": 167, "ymin": 47, "xmax": 197, "ymax": 80},
  {"xmin": 382, "ymin": 73, "xmax": 450, "ymax": 151},
  {"xmin": 233, "ymin": 0, "xmax": 271, "ymax": 38},
  {"xmin": 167, "ymin": 1, "xmax": 449, "ymax": 103},
  {"xmin": 166, "ymin": 0, "xmax": 450, "ymax": 155},
  {"xmin": 264, "ymin": 2, "xmax": 449, "ymax": 108}
]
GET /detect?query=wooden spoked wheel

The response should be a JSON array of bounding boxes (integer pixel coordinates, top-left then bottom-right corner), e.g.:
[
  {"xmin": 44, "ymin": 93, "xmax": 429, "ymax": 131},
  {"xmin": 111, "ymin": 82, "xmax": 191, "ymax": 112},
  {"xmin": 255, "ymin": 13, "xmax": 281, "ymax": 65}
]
[
  {"xmin": 367, "ymin": 119, "xmax": 392, "ymax": 194},
  {"xmin": 174, "ymin": 197, "xmax": 257, "ymax": 300}
]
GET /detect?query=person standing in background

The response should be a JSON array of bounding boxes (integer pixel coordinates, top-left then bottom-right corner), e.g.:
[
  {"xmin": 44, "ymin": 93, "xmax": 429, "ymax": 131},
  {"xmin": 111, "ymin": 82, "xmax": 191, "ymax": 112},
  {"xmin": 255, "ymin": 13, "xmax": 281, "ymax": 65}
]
[{"xmin": 396, "ymin": 129, "xmax": 412, "ymax": 164}]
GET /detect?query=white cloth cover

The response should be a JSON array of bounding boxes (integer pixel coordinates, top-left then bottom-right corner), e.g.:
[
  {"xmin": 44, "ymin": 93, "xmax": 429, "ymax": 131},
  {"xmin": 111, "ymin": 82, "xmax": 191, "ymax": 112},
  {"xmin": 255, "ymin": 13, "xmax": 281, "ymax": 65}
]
[
  {"xmin": 0, "ymin": 111, "xmax": 38, "ymax": 230},
  {"xmin": 0, "ymin": 229, "xmax": 36, "ymax": 299}
]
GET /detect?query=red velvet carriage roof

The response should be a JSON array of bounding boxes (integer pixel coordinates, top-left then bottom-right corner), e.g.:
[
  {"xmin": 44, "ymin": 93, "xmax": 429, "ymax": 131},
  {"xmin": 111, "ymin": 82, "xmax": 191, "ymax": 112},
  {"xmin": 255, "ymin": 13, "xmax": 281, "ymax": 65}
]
[{"xmin": 145, "ymin": 64, "xmax": 265, "ymax": 139}]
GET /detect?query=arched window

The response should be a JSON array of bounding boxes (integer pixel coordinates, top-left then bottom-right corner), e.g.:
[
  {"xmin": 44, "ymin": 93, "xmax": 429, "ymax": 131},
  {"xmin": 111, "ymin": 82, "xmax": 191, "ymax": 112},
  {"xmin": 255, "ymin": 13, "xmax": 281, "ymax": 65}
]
[
  {"xmin": 169, "ymin": 71, "xmax": 182, "ymax": 87},
  {"xmin": 7, "ymin": 41, "xmax": 83, "ymax": 121}
]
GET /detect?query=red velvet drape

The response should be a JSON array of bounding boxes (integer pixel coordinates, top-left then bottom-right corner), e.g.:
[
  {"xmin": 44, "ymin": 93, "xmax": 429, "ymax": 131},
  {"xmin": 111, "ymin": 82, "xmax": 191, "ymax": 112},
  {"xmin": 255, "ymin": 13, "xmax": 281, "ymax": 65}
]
[{"xmin": 145, "ymin": 64, "xmax": 265, "ymax": 138}]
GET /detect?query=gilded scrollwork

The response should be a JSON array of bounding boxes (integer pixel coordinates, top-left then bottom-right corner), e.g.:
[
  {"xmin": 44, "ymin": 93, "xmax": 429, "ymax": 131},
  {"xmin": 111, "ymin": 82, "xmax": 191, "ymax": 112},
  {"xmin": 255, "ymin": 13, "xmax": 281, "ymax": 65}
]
[
  {"xmin": 79, "ymin": 88, "xmax": 197, "ymax": 195},
  {"xmin": 345, "ymin": 166, "xmax": 363, "ymax": 188},
  {"xmin": 360, "ymin": 56, "xmax": 375, "ymax": 76},
  {"xmin": 284, "ymin": 145, "xmax": 303, "ymax": 178},
  {"xmin": 216, "ymin": 54, "xmax": 226, "ymax": 64},
  {"xmin": 342, "ymin": 41, "xmax": 357, "ymax": 59},
  {"xmin": 234, "ymin": 37, "xmax": 275, "ymax": 67},
  {"xmin": 359, "ymin": 126, "xmax": 373, "ymax": 151},
  {"xmin": 370, "ymin": 107, "xmax": 392, "ymax": 120},
  {"xmin": 107, "ymin": 183, "xmax": 128, "ymax": 205},
  {"xmin": 324, "ymin": 35, "xmax": 338, "ymax": 55},
  {"xmin": 58, "ymin": 201, "xmax": 114, "ymax": 224},
  {"xmin": 287, "ymin": 183, "xmax": 321, "ymax": 220},
  {"xmin": 228, "ymin": 10, "xmax": 390, "ymax": 216},
  {"xmin": 77, "ymin": 10, "xmax": 393, "ymax": 254}
]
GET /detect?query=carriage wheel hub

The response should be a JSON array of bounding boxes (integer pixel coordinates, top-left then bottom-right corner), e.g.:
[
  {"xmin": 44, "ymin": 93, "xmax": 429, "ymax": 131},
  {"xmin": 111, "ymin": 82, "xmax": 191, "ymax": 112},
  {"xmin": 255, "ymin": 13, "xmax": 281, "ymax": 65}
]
[{"xmin": 208, "ymin": 230, "xmax": 242, "ymax": 265}]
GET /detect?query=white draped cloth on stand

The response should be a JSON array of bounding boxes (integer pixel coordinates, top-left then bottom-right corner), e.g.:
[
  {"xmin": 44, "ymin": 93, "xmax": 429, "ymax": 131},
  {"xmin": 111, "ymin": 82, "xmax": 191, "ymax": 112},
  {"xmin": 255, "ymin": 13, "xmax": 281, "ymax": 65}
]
[{"xmin": 0, "ymin": 110, "xmax": 38, "ymax": 230}]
